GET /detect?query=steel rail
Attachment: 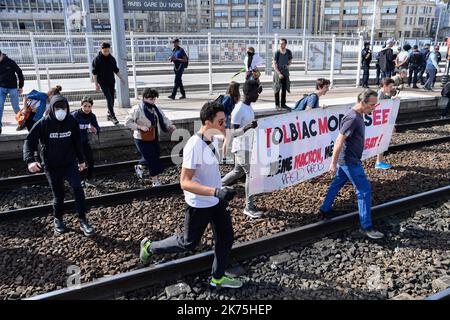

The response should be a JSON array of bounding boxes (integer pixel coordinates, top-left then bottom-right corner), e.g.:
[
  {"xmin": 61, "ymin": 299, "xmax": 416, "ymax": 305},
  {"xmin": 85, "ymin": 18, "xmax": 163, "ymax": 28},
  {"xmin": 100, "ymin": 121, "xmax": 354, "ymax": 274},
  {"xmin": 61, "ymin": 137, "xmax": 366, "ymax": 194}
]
[
  {"xmin": 1, "ymin": 131, "xmax": 449, "ymax": 191},
  {"xmin": 26, "ymin": 185, "xmax": 450, "ymax": 300}
]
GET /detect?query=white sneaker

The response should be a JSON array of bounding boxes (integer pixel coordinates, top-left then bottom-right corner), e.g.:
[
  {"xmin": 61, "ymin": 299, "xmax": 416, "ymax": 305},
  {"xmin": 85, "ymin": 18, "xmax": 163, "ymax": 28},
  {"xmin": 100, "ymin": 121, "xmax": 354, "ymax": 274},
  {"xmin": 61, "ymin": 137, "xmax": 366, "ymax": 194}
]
[
  {"xmin": 244, "ymin": 206, "xmax": 263, "ymax": 219},
  {"xmin": 135, "ymin": 165, "xmax": 144, "ymax": 179},
  {"xmin": 152, "ymin": 180, "xmax": 162, "ymax": 187},
  {"xmin": 360, "ymin": 228, "xmax": 384, "ymax": 239}
]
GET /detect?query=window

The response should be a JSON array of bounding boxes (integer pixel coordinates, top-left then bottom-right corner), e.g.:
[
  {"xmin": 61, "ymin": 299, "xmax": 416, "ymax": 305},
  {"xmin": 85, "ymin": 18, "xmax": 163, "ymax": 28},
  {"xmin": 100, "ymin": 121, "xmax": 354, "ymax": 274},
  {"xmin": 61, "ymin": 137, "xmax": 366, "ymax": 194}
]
[
  {"xmin": 380, "ymin": 7, "xmax": 397, "ymax": 14},
  {"xmin": 418, "ymin": 17, "xmax": 424, "ymax": 25},
  {"xmin": 324, "ymin": 8, "xmax": 339, "ymax": 15},
  {"xmin": 273, "ymin": 8, "xmax": 281, "ymax": 16},
  {"xmin": 361, "ymin": 7, "xmax": 373, "ymax": 14},
  {"xmin": 231, "ymin": 0, "xmax": 245, "ymax": 3},
  {"xmin": 214, "ymin": 10, "xmax": 228, "ymax": 17},
  {"xmin": 214, "ymin": 0, "xmax": 228, "ymax": 4},
  {"xmin": 343, "ymin": 8, "xmax": 358, "ymax": 15},
  {"xmin": 231, "ymin": 9, "xmax": 245, "ymax": 17}
]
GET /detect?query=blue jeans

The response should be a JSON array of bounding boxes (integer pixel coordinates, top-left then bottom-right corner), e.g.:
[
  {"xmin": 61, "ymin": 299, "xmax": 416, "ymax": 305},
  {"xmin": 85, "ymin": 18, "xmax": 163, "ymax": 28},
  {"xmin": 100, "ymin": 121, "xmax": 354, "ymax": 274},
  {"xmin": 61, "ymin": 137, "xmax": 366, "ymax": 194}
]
[
  {"xmin": 320, "ymin": 163, "xmax": 372, "ymax": 230},
  {"xmin": 424, "ymin": 66, "xmax": 436, "ymax": 90},
  {"xmin": 0, "ymin": 87, "xmax": 20, "ymax": 128}
]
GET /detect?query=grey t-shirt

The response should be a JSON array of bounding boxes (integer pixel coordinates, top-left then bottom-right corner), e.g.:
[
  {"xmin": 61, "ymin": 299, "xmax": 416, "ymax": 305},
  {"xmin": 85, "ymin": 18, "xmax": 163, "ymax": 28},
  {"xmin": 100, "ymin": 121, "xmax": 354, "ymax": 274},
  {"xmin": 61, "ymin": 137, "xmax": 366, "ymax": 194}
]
[{"xmin": 338, "ymin": 109, "xmax": 365, "ymax": 165}]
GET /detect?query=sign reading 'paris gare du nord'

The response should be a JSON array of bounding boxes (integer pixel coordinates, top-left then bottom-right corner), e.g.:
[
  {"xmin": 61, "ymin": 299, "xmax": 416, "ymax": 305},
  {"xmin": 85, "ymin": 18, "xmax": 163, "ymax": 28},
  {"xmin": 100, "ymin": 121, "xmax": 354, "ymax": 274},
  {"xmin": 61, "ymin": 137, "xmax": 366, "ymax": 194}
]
[{"xmin": 124, "ymin": 0, "xmax": 185, "ymax": 12}]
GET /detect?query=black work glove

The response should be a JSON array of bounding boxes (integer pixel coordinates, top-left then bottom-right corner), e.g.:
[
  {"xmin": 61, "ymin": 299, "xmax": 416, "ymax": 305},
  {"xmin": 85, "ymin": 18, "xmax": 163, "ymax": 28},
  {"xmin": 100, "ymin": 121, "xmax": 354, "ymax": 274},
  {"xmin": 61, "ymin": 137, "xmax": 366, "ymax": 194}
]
[
  {"xmin": 214, "ymin": 187, "xmax": 237, "ymax": 202},
  {"xmin": 243, "ymin": 120, "xmax": 258, "ymax": 132}
]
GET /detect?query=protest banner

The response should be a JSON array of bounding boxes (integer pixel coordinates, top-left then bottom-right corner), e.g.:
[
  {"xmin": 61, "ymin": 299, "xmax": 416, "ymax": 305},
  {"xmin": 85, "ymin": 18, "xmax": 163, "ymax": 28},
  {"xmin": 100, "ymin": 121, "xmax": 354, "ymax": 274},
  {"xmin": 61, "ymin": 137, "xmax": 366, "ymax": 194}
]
[{"xmin": 248, "ymin": 99, "xmax": 400, "ymax": 196}]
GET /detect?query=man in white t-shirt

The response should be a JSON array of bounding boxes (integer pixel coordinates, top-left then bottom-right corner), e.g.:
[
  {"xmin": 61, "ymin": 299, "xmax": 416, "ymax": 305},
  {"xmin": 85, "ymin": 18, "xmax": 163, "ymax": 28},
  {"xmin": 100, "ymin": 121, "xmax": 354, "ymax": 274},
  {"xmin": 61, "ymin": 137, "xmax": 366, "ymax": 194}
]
[
  {"xmin": 395, "ymin": 44, "xmax": 411, "ymax": 75},
  {"xmin": 139, "ymin": 101, "xmax": 243, "ymax": 289},
  {"xmin": 222, "ymin": 80, "xmax": 260, "ymax": 218}
]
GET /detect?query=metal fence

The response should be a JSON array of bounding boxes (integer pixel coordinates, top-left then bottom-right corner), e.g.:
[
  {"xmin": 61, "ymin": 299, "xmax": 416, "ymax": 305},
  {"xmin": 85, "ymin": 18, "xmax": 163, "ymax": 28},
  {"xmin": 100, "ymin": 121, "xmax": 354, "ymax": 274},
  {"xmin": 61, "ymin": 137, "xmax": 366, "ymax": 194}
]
[{"xmin": 0, "ymin": 32, "xmax": 447, "ymax": 102}]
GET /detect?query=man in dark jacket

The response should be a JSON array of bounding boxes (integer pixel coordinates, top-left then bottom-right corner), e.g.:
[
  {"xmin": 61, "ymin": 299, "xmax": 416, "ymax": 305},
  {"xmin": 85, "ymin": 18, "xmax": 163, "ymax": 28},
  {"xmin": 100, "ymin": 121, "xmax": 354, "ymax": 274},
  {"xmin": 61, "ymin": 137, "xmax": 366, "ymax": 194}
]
[
  {"xmin": 23, "ymin": 95, "xmax": 96, "ymax": 236},
  {"xmin": 168, "ymin": 38, "xmax": 188, "ymax": 100},
  {"xmin": 408, "ymin": 45, "xmax": 423, "ymax": 88},
  {"xmin": 378, "ymin": 39, "xmax": 395, "ymax": 78},
  {"xmin": 0, "ymin": 50, "xmax": 24, "ymax": 134},
  {"xmin": 361, "ymin": 41, "xmax": 372, "ymax": 88},
  {"xmin": 418, "ymin": 43, "xmax": 430, "ymax": 85},
  {"xmin": 92, "ymin": 42, "xmax": 126, "ymax": 125}
]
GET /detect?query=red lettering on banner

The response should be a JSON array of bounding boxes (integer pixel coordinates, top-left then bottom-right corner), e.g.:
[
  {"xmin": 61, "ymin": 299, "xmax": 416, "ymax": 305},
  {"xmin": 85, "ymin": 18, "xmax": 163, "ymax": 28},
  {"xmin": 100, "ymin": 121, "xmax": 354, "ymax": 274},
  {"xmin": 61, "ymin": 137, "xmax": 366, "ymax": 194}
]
[
  {"xmin": 382, "ymin": 109, "xmax": 389, "ymax": 124},
  {"xmin": 372, "ymin": 109, "xmax": 382, "ymax": 126},
  {"xmin": 318, "ymin": 117, "xmax": 328, "ymax": 135},
  {"xmin": 266, "ymin": 128, "xmax": 272, "ymax": 148},
  {"xmin": 282, "ymin": 125, "xmax": 291, "ymax": 143},
  {"xmin": 364, "ymin": 136, "xmax": 379, "ymax": 150},
  {"xmin": 293, "ymin": 148, "xmax": 323, "ymax": 169}
]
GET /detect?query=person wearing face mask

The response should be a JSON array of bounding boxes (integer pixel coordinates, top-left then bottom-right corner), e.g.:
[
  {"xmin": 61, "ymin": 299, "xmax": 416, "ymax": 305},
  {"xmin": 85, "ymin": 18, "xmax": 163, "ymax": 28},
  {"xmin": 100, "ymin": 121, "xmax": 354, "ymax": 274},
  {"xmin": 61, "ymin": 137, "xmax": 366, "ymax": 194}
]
[
  {"xmin": 125, "ymin": 88, "xmax": 176, "ymax": 186},
  {"xmin": 319, "ymin": 89, "xmax": 384, "ymax": 240},
  {"xmin": 71, "ymin": 96, "xmax": 100, "ymax": 188},
  {"xmin": 23, "ymin": 95, "xmax": 95, "ymax": 237}
]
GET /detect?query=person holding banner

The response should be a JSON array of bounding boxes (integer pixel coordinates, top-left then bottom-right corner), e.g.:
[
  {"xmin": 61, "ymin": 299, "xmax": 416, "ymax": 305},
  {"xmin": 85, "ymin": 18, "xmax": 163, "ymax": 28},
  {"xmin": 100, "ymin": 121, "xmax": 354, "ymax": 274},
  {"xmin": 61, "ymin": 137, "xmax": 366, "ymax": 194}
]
[
  {"xmin": 375, "ymin": 77, "xmax": 397, "ymax": 170},
  {"xmin": 222, "ymin": 80, "xmax": 260, "ymax": 218},
  {"xmin": 319, "ymin": 89, "xmax": 384, "ymax": 240},
  {"xmin": 139, "ymin": 101, "xmax": 243, "ymax": 289}
]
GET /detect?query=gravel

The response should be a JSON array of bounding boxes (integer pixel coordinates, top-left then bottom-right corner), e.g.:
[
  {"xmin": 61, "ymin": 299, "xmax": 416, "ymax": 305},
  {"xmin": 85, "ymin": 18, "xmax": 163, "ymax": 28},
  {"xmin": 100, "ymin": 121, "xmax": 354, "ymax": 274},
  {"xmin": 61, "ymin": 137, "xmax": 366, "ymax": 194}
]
[
  {"xmin": 0, "ymin": 142, "xmax": 449, "ymax": 299},
  {"xmin": 125, "ymin": 201, "xmax": 450, "ymax": 300}
]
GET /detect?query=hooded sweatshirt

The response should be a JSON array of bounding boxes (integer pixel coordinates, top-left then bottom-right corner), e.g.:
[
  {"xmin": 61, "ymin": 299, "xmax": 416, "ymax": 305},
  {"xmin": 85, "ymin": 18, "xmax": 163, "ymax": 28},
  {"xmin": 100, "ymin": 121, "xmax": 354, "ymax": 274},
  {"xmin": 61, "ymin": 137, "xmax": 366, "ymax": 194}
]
[
  {"xmin": 23, "ymin": 95, "xmax": 84, "ymax": 169},
  {"xmin": 0, "ymin": 54, "xmax": 24, "ymax": 89},
  {"xmin": 71, "ymin": 108, "xmax": 101, "ymax": 144}
]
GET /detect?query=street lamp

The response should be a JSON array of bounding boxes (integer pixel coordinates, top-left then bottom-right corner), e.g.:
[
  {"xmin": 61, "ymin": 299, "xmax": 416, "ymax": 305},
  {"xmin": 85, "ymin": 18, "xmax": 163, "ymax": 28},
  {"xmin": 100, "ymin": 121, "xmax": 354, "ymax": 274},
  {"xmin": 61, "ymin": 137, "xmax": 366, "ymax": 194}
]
[{"xmin": 369, "ymin": 0, "xmax": 377, "ymax": 49}]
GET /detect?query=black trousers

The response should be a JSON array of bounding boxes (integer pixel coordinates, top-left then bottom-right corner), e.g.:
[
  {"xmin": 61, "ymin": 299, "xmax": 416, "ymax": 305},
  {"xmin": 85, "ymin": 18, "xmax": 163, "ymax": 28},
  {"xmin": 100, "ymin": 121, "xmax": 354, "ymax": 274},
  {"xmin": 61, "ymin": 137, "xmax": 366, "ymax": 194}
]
[
  {"xmin": 418, "ymin": 65, "xmax": 427, "ymax": 85},
  {"xmin": 82, "ymin": 142, "xmax": 94, "ymax": 180},
  {"xmin": 408, "ymin": 66, "xmax": 420, "ymax": 87},
  {"xmin": 100, "ymin": 83, "xmax": 116, "ymax": 118},
  {"xmin": 149, "ymin": 201, "xmax": 234, "ymax": 279},
  {"xmin": 275, "ymin": 76, "xmax": 288, "ymax": 107},
  {"xmin": 375, "ymin": 65, "xmax": 381, "ymax": 85},
  {"xmin": 45, "ymin": 162, "xmax": 87, "ymax": 220},
  {"xmin": 362, "ymin": 65, "xmax": 370, "ymax": 87},
  {"xmin": 443, "ymin": 98, "xmax": 450, "ymax": 117},
  {"xmin": 171, "ymin": 68, "xmax": 185, "ymax": 98}
]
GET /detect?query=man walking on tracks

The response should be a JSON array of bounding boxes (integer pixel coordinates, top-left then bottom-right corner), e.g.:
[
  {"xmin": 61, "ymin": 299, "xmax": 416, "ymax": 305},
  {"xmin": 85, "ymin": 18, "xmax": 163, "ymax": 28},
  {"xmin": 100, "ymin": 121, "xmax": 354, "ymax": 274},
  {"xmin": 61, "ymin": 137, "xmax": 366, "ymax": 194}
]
[
  {"xmin": 139, "ymin": 101, "xmax": 243, "ymax": 289},
  {"xmin": 319, "ymin": 89, "xmax": 384, "ymax": 240}
]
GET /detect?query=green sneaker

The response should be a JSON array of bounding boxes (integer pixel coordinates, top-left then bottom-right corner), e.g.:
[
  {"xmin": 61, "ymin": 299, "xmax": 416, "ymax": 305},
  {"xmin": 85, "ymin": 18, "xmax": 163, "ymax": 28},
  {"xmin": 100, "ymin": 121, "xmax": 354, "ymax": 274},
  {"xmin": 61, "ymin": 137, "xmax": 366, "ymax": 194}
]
[
  {"xmin": 210, "ymin": 276, "xmax": 243, "ymax": 289},
  {"xmin": 139, "ymin": 237, "xmax": 152, "ymax": 265}
]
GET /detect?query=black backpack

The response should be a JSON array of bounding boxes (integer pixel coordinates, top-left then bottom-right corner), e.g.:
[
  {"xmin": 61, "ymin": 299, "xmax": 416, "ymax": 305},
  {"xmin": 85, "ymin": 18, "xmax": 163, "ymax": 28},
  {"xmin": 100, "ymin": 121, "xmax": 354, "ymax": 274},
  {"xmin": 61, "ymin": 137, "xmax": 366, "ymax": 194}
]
[
  {"xmin": 441, "ymin": 82, "xmax": 450, "ymax": 98},
  {"xmin": 409, "ymin": 51, "xmax": 422, "ymax": 65},
  {"xmin": 184, "ymin": 54, "xmax": 189, "ymax": 69}
]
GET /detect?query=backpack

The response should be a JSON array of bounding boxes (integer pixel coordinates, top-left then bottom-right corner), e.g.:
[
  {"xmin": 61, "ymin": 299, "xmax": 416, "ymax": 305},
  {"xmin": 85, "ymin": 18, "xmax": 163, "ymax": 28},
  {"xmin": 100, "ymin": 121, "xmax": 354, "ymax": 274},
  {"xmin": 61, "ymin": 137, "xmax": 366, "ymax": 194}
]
[
  {"xmin": 292, "ymin": 93, "xmax": 317, "ymax": 112},
  {"xmin": 214, "ymin": 94, "xmax": 225, "ymax": 104},
  {"xmin": 409, "ymin": 51, "xmax": 422, "ymax": 65},
  {"xmin": 441, "ymin": 82, "xmax": 450, "ymax": 98},
  {"xmin": 184, "ymin": 54, "xmax": 189, "ymax": 69}
]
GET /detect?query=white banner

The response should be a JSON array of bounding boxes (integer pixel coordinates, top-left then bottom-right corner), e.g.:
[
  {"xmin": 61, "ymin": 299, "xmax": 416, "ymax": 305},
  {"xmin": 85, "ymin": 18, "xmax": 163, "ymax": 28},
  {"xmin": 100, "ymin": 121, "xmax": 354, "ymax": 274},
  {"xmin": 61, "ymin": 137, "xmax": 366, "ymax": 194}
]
[{"xmin": 248, "ymin": 99, "xmax": 400, "ymax": 196}]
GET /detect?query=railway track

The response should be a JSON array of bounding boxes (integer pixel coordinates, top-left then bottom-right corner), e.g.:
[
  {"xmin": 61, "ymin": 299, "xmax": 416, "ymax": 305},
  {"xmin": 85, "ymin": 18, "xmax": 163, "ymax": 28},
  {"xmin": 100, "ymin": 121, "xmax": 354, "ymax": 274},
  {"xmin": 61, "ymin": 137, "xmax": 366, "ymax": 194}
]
[
  {"xmin": 26, "ymin": 185, "xmax": 450, "ymax": 300},
  {"xmin": 1, "ymin": 135, "xmax": 450, "ymax": 222}
]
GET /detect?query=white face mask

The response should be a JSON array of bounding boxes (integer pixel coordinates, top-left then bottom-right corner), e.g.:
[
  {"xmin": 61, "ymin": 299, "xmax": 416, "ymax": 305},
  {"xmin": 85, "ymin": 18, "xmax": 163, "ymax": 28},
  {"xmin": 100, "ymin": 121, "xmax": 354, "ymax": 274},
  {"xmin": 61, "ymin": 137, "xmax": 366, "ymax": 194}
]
[{"xmin": 55, "ymin": 109, "xmax": 66, "ymax": 121}]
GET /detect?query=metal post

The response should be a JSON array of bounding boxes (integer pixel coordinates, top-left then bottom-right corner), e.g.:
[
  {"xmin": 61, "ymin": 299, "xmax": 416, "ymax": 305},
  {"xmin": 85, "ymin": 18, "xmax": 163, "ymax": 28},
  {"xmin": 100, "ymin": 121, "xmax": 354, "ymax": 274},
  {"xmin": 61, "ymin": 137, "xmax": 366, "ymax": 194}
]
[
  {"xmin": 46, "ymin": 65, "xmax": 51, "ymax": 90},
  {"xmin": 29, "ymin": 32, "xmax": 42, "ymax": 91},
  {"xmin": 257, "ymin": 0, "xmax": 261, "ymax": 54},
  {"xmin": 81, "ymin": 0, "xmax": 94, "ymax": 82},
  {"xmin": 265, "ymin": 0, "xmax": 274, "ymax": 76},
  {"xmin": 435, "ymin": 7, "xmax": 443, "ymax": 45},
  {"xmin": 109, "ymin": 0, "xmax": 130, "ymax": 108},
  {"xmin": 330, "ymin": 34, "xmax": 336, "ymax": 88},
  {"xmin": 302, "ymin": 0, "xmax": 307, "ymax": 61},
  {"xmin": 304, "ymin": 39, "xmax": 308, "ymax": 75},
  {"xmin": 369, "ymin": 0, "xmax": 377, "ymax": 49},
  {"xmin": 130, "ymin": 32, "xmax": 138, "ymax": 100},
  {"xmin": 356, "ymin": 35, "xmax": 363, "ymax": 87},
  {"xmin": 208, "ymin": 32, "xmax": 213, "ymax": 95},
  {"xmin": 62, "ymin": 0, "xmax": 74, "ymax": 64}
]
